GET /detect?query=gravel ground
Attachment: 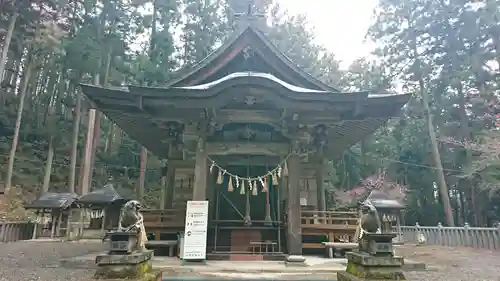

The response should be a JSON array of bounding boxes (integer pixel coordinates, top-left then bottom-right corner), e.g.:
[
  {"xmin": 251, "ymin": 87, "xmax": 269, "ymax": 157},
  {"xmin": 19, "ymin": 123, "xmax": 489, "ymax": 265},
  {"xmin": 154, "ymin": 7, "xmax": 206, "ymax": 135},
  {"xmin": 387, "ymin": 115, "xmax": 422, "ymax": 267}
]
[
  {"xmin": 1, "ymin": 241, "xmax": 499, "ymax": 281},
  {"xmin": 0, "ymin": 240, "xmax": 105, "ymax": 281},
  {"xmin": 397, "ymin": 245, "xmax": 500, "ymax": 281}
]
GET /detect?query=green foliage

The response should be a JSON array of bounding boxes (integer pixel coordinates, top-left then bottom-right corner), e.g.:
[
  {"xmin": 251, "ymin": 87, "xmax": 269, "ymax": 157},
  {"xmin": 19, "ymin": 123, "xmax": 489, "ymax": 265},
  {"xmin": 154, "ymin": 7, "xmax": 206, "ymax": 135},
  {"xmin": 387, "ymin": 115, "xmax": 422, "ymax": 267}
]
[{"xmin": 2, "ymin": 0, "xmax": 500, "ymax": 226}]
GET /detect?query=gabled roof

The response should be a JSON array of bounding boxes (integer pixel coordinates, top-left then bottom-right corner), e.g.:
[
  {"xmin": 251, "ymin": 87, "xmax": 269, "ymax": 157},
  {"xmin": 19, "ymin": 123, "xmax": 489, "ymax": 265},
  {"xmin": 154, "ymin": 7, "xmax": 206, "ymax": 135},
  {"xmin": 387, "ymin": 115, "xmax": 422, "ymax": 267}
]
[
  {"xmin": 77, "ymin": 184, "xmax": 134, "ymax": 205},
  {"xmin": 364, "ymin": 190, "xmax": 405, "ymax": 210},
  {"xmin": 166, "ymin": 25, "xmax": 340, "ymax": 92},
  {"xmin": 25, "ymin": 192, "xmax": 79, "ymax": 210}
]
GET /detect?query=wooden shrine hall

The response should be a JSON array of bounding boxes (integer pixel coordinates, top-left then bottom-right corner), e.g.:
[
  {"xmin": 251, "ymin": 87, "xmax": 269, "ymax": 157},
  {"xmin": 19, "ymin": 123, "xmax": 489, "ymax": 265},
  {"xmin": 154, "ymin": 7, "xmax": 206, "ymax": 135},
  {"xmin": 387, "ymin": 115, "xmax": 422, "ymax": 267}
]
[{"xmin": 80, "ymin": 3, "xmax": 410, "ymax": 260}]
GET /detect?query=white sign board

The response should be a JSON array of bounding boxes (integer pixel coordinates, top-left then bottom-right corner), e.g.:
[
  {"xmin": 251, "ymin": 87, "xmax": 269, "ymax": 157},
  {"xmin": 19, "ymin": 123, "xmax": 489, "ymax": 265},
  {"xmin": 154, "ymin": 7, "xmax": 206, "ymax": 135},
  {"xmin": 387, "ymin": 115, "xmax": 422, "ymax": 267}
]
[
  {"xmin": 182, "ymin": 200, "xmax": 209, "ymax": 260},
  {"xmin": 300, "ymin": 197, "xmax": 308, "ymax": 206}
]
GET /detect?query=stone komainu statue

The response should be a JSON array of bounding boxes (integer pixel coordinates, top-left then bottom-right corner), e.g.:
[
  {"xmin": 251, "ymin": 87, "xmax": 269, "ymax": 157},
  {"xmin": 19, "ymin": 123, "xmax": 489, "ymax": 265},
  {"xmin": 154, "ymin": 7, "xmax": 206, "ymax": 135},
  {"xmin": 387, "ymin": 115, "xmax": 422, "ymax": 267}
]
[
  {"xmin": 118, "ymin": 200, "xmax": 148, "ymax": 251},
  {"xmin": 358, "ymin": 200, "xmax": 382, "ymax": 241}
]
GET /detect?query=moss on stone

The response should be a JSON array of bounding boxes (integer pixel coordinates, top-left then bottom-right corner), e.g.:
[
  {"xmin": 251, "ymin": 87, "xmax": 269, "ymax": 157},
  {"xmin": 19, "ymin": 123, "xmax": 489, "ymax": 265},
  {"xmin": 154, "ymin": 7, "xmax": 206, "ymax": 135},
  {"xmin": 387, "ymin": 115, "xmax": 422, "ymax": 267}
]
[
  {"xmin": 345, "ymin": 261, "xmax": 406, "ymax": 280},
  {"xmin": 94, "ymin": 260, "xmax": 153, "ymax": 279}
]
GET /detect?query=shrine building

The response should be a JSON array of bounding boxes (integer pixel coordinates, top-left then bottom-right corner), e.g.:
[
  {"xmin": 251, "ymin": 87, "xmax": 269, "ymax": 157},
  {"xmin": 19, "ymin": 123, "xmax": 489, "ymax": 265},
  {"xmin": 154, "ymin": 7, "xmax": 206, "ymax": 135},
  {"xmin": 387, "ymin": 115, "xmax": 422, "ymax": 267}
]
[{"xmin": 80, "ymin": 3, "xmax": 410, "ymax": 261}]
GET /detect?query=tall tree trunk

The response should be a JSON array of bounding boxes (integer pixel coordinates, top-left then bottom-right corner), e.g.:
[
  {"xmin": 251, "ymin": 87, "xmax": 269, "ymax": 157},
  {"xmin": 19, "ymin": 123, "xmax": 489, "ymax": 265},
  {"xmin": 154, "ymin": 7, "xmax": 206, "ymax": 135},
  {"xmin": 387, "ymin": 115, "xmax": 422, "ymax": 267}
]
[
  {"xmin": 68, "ymin": 84, "xmax": 82, "ymax": 193},
  {"xmin": 0, "ymin": 12, "xmax": 18, "ymax": 99},
  {"xmin": 41, "ymin": 136, "xmax": 55, "ymax": 193},
  {"xmin": 80, "ymin": 73, "xmax": 99, "ymax": 194},
  {"xmin": 138, "ymin": 147, "xmax": 147, "ymax": 200},
  {"xmin": 41, "ymin": 71, "xmax": 60, "ymax": 194},
  {"xmin": 407, "ymin": 17, "xmax": 454, "ymax": 226},
  {"xmin": 416, "ymin": 63, "xmax": 455, "ymax": 227},
  {"xmin": 4, "ymin": 55, "xmax": 33, "ymax": 192},
  {"xmin": 89, "ymin": 50, "xmax": 112, "ymax": 186},
  {"xmin": 456, "ymin": 82, "xmax": 474, "ymax": 225}
]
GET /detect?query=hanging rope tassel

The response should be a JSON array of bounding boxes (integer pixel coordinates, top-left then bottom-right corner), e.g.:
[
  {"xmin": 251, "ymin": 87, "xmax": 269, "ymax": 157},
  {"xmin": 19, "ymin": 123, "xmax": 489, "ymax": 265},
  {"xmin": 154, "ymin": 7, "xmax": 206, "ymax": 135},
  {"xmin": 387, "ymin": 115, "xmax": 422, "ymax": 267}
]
[
  {"xmin": 283, "ymin": 160, "xmax": 289, "ymax": 176},
  {"xmin": 239, "ymin": 179, "xmax": 245, "ymax": 194},
  {"xmin": 217, "ymin": 168, "xmax": 223, "ymax": 184},
  {"xmin": 262, "ymin": 177, "xmax": 268, "ymax": 192},
  {"xmin": 228, "ymin": 177, "xmax": 234, "ymax": 192},
  {"xmin": 252, "ymin": 180, "xmax": 258, "ymax": 196},
  {"xmin": 259, "ymin": 176, "xmax": 267, "ymax": 192},
  {"xmin": 272, "ymin": 171, "xmax": 278, "ymax": 185}
]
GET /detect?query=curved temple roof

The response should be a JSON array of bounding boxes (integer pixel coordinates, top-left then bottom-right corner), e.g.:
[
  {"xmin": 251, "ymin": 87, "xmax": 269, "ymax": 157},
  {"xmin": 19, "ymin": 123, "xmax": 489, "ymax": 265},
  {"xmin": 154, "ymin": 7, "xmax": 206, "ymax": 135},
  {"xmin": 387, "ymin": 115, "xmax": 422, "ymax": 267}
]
[
  {"xmin": 165, "ymin": 25, "xmax": 339, "ymax": 92},
  {"xmin": 77, "ymin": 183, "xmax": 135, "ymax": 206},
  {"xmin": 25, "ymin": 192, "xmax": 79, "ymax": 210},
  {"xmin": 174, "ymin": 72, "xmax": 330, "ymax": 93},
  {"xmin": 79, "ymin": 23, "xmax": 411, "ymax": 159}
]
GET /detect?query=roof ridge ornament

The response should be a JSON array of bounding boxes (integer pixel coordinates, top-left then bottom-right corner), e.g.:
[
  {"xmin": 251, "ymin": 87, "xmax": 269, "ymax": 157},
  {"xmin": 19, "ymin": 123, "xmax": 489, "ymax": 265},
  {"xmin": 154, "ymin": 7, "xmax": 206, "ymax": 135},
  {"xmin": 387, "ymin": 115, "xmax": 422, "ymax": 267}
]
[{"xmin": 231, "ymin": 0, "xmax": 266, "ymax": 30}]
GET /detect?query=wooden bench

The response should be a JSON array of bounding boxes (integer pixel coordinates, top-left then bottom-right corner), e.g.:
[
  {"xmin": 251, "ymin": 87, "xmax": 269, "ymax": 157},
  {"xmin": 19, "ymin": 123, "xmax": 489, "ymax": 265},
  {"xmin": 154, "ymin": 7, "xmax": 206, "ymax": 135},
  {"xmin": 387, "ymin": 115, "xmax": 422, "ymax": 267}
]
[
  {"xmin": 249, "ymin": 241, "xmax": 277, "ymax": 254},
  {"xmin": 322, "ymin": 242, "xmax": 358, "ymax": 258},
  {"xmin": 302, "ymin": 242, "xmax": 326, "ymax": 249},
  {"xmin": 145, "ymin": 240, "xmax": 178, "ymax": 257}
]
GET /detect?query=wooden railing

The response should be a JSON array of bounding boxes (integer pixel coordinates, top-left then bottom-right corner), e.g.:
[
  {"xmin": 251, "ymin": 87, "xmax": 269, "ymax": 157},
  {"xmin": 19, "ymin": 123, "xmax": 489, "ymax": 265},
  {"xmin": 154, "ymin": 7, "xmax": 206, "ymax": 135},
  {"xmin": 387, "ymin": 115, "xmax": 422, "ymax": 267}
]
[
  {"xmin": 0, "ymin": 221, "xmax": 37, "ymax": 242},
  {"xmin": 142, "ymin": 209, "xmax": 186, "ymax": 228},
  {"xmin": 301, "ymin": 210, "xmax": 359, "ymax": 226}
]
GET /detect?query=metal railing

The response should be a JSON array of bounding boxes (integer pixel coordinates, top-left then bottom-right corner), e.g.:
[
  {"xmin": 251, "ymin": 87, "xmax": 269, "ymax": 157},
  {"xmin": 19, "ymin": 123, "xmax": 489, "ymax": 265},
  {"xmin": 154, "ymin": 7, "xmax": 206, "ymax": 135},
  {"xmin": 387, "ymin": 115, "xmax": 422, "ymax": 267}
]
[
  {"xmin": 0, "ymin": 221, "xmax": 37, "ymax": 242},
  {"xmin": 396, "ymin": 223, "xmax": 500, "ymax": 250}
]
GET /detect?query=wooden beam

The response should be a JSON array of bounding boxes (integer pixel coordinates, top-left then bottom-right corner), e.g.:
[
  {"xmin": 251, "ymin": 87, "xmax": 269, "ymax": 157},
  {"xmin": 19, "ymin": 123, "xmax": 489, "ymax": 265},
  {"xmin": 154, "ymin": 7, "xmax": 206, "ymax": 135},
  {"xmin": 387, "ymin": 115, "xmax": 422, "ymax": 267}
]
[
  {"xmin": 204, "ymin": 142, "xmax": 289, "ymax": 156},
  {"xmin": 316, "ymin": 157, "xmax": 326, "ymax": 213}
]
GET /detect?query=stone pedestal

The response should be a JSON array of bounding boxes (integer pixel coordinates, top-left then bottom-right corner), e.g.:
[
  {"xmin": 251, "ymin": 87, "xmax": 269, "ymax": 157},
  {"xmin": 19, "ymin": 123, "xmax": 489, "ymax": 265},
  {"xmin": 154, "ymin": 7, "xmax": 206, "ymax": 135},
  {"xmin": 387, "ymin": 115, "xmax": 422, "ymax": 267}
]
[
  {"xmin": 108, "ymin": 231, "xmax": 139, "ymax": 254},
  {"xmin": 95, "ymin": 250, "xmax": 155, "ymax": 279},
  {"xmin": 337, "ymin": 233, "xmax": 406, "ymax": 281},
  {"xmin": 95, "ymin": 232, "xmax": 158, "ymax": 280}
]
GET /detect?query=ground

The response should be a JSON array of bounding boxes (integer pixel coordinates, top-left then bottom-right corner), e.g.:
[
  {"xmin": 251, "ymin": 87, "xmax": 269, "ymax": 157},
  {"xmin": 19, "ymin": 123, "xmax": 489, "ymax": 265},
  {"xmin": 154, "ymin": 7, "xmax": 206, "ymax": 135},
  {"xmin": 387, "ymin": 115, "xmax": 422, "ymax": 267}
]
[
  {"xmin": 0, "ymin": 240, "xmax": 499, "ymax": 281},
  {"xmin": 397, "ymin": 245, "xmax": 500, "ymax": 281}
]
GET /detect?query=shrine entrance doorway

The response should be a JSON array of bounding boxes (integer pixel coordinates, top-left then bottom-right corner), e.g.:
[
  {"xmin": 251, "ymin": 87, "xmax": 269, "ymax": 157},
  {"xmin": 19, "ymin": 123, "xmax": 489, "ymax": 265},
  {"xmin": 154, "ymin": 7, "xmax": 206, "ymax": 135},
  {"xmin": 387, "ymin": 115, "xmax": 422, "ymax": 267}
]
[{"xmin": 212, "ymin": 164, "xmax": 283, "ymax": 257}]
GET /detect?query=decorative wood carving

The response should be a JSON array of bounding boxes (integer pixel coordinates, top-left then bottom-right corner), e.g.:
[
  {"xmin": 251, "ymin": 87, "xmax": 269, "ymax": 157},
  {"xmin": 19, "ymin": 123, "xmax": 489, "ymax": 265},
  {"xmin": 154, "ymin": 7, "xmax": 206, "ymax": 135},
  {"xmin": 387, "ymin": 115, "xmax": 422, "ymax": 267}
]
[
  {"xmin": 312, "ymin": 124, "xmax": 328, "ymax": 151},
  {"xmin": 205, "ymin": 142, "xmax": 289, "ymax": 156}
]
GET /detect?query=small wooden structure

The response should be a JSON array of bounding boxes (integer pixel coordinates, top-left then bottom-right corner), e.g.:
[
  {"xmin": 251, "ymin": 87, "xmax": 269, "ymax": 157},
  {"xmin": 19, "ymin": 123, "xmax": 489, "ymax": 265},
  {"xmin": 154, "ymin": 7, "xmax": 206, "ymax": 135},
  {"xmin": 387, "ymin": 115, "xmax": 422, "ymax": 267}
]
[
  {"xmin": 364, "ymin": 190, "xmax": 405, "ymax": 236},
  {"xmin": 76, "ymin": 183, "xmax": 134, "ymax": 238},
  {"xmin": 24, "ymin": 192, "xmax": 79, "ymax": 239}
]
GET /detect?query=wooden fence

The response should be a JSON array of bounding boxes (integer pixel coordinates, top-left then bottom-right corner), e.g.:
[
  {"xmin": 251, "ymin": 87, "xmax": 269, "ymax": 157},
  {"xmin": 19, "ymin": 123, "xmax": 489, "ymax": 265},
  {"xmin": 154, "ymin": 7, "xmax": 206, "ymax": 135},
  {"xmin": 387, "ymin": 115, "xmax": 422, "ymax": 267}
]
[
  {"xmin": 397, "ymin": 223, "xmax": 500, "ymax": 250},
  {"xmin": 0, "ymin": 221, "xmax": 37, "ymax": 242}
]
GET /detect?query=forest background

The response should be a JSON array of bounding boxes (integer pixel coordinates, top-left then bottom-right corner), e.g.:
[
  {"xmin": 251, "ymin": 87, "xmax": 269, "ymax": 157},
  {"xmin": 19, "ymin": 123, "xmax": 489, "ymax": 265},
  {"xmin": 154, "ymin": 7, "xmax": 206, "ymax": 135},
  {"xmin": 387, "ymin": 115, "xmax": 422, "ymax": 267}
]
[{"xmin": 1, "ymin": 0, "xmax": 500, "ymax": 227}]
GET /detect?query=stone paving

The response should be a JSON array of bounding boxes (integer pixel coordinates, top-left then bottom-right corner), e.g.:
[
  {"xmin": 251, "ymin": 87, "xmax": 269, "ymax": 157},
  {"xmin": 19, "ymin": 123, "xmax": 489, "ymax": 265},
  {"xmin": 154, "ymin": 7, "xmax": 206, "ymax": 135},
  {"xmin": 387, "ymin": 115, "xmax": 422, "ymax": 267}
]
[{"xmin": 0, "ymin": 240, "xmax": 499, "ymax": 280}]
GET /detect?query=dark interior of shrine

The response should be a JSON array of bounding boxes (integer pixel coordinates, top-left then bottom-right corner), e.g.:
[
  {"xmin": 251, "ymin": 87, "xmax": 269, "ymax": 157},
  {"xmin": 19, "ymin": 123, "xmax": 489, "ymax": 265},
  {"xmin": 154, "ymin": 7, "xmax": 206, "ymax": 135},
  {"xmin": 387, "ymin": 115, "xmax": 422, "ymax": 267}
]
[{"xmin": 209, "ymin": 164, "xmax": 284, "ymax": 255}]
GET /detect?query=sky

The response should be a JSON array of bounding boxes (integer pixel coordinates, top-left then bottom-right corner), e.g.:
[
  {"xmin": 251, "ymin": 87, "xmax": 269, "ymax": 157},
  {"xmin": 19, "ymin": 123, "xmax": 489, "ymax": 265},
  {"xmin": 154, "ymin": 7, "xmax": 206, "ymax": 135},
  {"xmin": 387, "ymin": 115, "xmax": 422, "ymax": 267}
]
[{"xmin": 276, "ymin": 0, "xmax": 378, "ymax": 69}]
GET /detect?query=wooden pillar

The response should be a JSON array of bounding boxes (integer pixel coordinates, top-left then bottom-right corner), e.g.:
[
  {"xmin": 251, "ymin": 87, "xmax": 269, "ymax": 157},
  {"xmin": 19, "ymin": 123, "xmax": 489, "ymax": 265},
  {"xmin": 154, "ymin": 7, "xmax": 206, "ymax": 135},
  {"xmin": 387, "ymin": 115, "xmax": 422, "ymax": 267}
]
[
  {"xmin": 100, "ymin": 208, "xmax": 107, "ymax": 233},
  {"xmin": 279, "ymin": 155, "xmax": 289, "ymax": 202},
  {"xmin": 165, "ymin": 162, "xmax": 175, "ymax": 208},
  {"xmin": 287, "ymin": 152, "xmax": 302, "ymax": 255},
  {"xmin": 316, "ymin": 158, "xmax": 326, "ymax": 213},
  {"xmin": 160, "ymin": 164, "xmax": 167, "ymax": 210},
  {"xmin": 81, "ymin": 108, "xmax": 96, "ymax": 195},
  {"xmin": 193, "ymin": 137, "xmax": 207, "ymax": 201},
  {"xmin": 50, "ymin": 214, "xmax": 56, "ymax": 239},
  {"xmin": 56, "ymin": 210, "xmax": 63, "ymax": 237},
  {"xmin": 396, "ymin": 212, "xmax": 403, "ymax": 242},
  {"xmin": 206, "ymin": 166, "xmax": 216, "ymax": 219},
  {"xmin": 31, "ymin": 211, "xmax": 40, "ymax": 240}
]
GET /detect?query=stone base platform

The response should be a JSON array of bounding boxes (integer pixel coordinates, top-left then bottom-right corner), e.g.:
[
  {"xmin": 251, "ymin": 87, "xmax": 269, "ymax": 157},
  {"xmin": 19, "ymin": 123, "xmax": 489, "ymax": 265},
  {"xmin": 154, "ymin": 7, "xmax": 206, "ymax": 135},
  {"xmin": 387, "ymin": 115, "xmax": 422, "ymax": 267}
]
[
  {"xmin": 338, "ymin": 271, "xmax": 406, "ymax": 281},
  {"xmin": 338, "ymin": 251, "xmax": 408, "ymax": 281},
  {"xmin": 95, "ymin": 250, "xmax": 156, "ymax": 280},
  {"xmin": 62, "ymin": 253, "xmax": 426, "ymax": 272}
]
